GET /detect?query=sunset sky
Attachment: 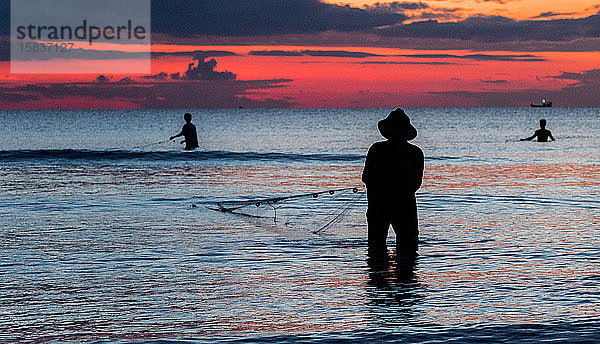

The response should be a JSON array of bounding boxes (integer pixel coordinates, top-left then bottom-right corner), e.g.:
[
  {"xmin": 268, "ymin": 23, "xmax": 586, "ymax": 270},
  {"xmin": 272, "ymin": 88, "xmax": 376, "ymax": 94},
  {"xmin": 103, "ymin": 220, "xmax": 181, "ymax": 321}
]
[{"xmin": 1, "ymin": 0, "xmax": 599, "ymax": 109}]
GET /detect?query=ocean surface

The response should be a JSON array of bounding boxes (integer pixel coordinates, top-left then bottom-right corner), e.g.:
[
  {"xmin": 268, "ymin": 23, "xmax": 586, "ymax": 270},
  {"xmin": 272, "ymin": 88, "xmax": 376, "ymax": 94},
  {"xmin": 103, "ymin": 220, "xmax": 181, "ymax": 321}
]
[{"xmin": 1, "ymin": 108, "xmax": 599, "ymax": 343}]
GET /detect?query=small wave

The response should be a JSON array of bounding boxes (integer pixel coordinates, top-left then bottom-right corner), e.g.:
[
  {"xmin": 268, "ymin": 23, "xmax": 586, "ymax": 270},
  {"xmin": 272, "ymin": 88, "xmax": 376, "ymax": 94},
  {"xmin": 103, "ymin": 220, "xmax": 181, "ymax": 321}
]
[
  {"xmin": 427, "ymin": 156, "xmax": 466, "ymax": 161},
  {"xmin": 0, "ymin": 149, "xmax": 365, "ymax": 164},
  {"xmin": 427, "ymin": 155, "xmax": 509, "ymax": 163},
  {"xmin": 0, "ymin": 150, "xmax": 493, "ymax": 165}
]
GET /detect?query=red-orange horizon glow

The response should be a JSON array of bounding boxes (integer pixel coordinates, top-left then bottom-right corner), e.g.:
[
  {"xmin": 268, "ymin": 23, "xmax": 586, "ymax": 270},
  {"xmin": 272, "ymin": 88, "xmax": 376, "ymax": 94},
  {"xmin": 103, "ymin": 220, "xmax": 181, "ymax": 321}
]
[{"xmin": 2, "ymin": 42, "xmax": 599, "ymax": 109}]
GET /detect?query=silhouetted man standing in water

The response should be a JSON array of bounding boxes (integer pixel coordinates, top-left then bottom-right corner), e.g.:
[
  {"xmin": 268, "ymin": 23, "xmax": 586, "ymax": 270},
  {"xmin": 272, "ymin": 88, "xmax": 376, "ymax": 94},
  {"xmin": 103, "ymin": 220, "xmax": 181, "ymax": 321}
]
[
  {"xmin": 170, "ymin": 113, "xmax": 199, "ymax": 150},
  {"xmin": 362, "ymin": 109, "xmax": 424, "ymax": 259},
  {"xmin": 520, "ymin": 119, "xmax": 555, "ymax": 142}
]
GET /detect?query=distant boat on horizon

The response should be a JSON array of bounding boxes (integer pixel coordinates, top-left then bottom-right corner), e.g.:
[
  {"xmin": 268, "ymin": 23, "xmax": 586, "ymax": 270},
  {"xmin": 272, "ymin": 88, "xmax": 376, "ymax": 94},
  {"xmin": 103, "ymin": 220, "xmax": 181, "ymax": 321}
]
[{"xmin": 531, "ymin": 98, "xmax": 552, "ymax": 107}]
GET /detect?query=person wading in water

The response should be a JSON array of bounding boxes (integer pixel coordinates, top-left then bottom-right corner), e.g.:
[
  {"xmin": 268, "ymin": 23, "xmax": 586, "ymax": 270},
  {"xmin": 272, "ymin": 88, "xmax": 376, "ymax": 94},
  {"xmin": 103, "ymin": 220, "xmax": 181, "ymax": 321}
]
[
  {"xmin": 362, "ymin": 108, "xmax": 424, "ymax": 260},
  {"xmin": 170, "ymin": 113, "xmax": 199, "ymax": 150},
  {"xmin": 520, "ymin": 119, "xmax": 555, "ymax": 142}
]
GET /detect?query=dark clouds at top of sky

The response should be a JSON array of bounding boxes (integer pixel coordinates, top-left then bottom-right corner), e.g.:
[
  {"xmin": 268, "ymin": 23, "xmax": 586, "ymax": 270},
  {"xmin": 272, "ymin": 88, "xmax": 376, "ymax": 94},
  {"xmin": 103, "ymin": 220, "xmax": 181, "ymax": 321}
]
[
  {"xmin": 150, "ymin": 0, "xmax": 405, "ymax": 37},
  {"xmin": 362, "ymin": 1, "xmax": 430, "ymax": 11},
  {"xmin": 0, "ymin": 0, "xmax": 402, "ymax": 36},
  {"xmin": 0, "ymin": 1, "xmax": 7, "ymax": 36},
  {"xmin": 1, "ymin": 0, "xmax": 598, "ymax": 44},
  {"xmin": 377, "ymin": 14, "xmax": 600, "ymax": 42},
  {"xmin": 151, "ymin": 1, "xmax": 600, "ymax": 42},
  {"xmin": 149, "ymin": 0, "xmax": 600, "ymax": 42}
]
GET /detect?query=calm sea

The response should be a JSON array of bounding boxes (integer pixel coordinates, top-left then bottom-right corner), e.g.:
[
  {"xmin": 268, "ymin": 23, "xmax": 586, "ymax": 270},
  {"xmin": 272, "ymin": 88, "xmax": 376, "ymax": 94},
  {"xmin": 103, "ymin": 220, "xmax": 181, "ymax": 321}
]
[{"xmin": 1, "ymin": 108, "xmax": 599, "ymax": 343}]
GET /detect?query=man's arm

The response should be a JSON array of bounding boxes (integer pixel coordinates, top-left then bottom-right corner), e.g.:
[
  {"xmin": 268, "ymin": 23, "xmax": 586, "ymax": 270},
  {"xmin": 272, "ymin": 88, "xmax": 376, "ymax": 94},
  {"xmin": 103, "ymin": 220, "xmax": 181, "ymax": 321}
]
[
  {"xmin": 549, "ymin": 131, "xmax": 555, "ymax": 141},
  {"xmin": 362, "ymin": 146, "xmax": 374, "ymax": 185},
  {"xmin": 170, "ymin": 129, "xmax": 184, "ymax": 141},
  {"xmin": 520, "ymin": 132, "xmax": 536, "ymax": 141},
  {"xmin": 408, "ymin": 148, "xmax": 424, "ymax": 193}
]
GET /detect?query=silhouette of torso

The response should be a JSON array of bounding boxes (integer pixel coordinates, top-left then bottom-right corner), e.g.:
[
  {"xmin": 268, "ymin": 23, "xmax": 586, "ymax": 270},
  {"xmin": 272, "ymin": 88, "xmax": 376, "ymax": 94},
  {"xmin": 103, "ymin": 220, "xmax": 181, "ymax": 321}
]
[
  {"xmin": 182, "ymin": 123, "xmax": 199, "ymax": 149},
  {"xmin": 534, "ymin": 128, "xmax": 552, "ymax": 142},
  {"xmin": 362, "ymin": 140, "xmax": 424, "ymax": 195}
]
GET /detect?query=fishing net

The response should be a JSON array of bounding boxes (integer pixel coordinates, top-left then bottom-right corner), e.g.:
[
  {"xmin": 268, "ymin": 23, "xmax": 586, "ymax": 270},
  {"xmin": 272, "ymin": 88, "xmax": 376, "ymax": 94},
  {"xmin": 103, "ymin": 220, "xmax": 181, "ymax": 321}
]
[{"xmin": 208, "ymin": 187, "xmax": 366, "ymax": 234}]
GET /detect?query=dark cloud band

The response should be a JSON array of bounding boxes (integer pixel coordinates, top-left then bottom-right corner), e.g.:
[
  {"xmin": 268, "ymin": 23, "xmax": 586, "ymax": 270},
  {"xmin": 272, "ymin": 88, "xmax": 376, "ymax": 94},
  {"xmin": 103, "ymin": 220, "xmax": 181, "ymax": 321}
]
[
  {"xmin": 377, "ymin": 14, "xmax": 600, "ymax": 42},
  {"xmin": 151, "ymin": 0, "xmax": 405, "ymax": 37},
  {"xmin": 400, "ymin": 53, "xmax": 545, "ymax": 61},
  {"xmin": 249, "ymin": 50, "xmax": 382, "ymax": 58}
]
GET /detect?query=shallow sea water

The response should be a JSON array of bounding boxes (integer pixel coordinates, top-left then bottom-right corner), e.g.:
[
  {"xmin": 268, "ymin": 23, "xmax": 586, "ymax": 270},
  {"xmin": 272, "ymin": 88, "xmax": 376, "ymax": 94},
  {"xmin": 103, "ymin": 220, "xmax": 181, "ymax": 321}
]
[{"xmin": 1, "ymin": 108, "xmax": 599, "ymax": 342}]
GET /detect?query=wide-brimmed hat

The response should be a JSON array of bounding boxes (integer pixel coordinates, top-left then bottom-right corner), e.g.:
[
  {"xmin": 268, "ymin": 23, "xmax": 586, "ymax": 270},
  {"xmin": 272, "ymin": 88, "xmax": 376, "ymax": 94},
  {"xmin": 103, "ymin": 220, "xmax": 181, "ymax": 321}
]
[{"xmin": 378, "ymin": 108, "xmax": 417, "ymax": 141}]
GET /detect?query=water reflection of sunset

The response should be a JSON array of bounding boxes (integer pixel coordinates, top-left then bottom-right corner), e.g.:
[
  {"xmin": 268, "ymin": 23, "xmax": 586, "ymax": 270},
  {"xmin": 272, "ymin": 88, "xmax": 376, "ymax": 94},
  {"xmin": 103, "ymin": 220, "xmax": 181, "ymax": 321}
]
[{"xmin": 424, "ymin": 163, "xmax": 600, "ymax": 190}]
